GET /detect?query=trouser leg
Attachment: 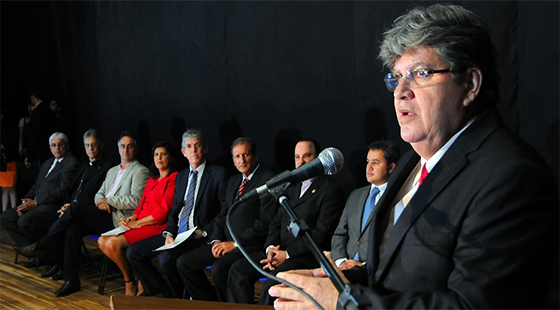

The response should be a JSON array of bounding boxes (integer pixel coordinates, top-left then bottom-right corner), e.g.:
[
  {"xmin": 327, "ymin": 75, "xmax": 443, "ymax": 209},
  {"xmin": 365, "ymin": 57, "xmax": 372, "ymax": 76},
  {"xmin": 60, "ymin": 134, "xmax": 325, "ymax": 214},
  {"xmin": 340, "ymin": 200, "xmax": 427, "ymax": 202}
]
[{"xmin": 177, "ymin": 244, "xmax": 217, "ymax": 301}]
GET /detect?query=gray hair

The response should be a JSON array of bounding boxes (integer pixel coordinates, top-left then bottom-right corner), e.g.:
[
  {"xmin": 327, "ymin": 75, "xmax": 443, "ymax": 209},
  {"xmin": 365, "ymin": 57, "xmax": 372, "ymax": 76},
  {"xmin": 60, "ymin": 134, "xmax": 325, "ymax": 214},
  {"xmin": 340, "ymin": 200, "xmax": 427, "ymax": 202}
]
[
  {"xmin": 49, "ymin": 132, "xmax": 69, "ymax": 145},
  {"xmin": 379, "ymin": 4, "xmax": 499, "ymax": 107},
  {"xmin": 83, "ymin": 129, "xmax": 102, "ymax": 144},
  {"xmin": 182, "ymin": 129, "xmax": 207, "ymax": 150}
]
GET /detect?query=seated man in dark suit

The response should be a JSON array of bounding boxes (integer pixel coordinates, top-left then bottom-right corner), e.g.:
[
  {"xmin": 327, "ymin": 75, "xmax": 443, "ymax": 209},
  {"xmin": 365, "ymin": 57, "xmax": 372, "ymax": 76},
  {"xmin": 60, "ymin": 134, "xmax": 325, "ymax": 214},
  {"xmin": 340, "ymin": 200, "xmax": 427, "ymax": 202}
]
[
  {"xmin": 330, "ymin": 140, "xmax": 399, "ymax": 280},
  {"xmin": 13, "ymin": 129, "xmax": 112, "ymax": 283},
  {"xmin": 269, "ymin": 4, "xmax": 559, "ymax": 310},
  {"xmin": 227, "ymin": 139, "xmax": 346, "ymax": 305},
  {"xmin": 177, "ymin": 137, "xmax": 278, "ymax": 301},
  {"xmin": 1, "ymin": 132, "xmax": 79, "ymax": 251},
  {"xmin": 126, "ymin": 129, "xmax": 228, "ymax": 298}
]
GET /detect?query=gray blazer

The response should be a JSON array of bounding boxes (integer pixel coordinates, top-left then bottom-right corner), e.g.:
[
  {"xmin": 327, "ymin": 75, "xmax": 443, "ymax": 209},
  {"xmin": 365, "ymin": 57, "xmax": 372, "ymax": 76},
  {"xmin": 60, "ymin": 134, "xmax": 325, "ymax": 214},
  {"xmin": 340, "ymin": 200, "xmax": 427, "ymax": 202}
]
[
  {"xmin": 331, "ymin": 185, "xmax": 372, "ymax": 263},
  {"xmin": 94, "ymin": 160, "xmax": 149, "ymax": 227}
]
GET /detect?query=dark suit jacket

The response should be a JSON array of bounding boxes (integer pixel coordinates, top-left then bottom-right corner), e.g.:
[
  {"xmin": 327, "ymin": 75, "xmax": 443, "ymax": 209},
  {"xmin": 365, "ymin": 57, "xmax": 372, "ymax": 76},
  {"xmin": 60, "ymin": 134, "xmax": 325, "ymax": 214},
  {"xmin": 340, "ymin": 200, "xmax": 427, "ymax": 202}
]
[
  {"xmin": 343, "ymin": 108, "xmax": 559, "ymax": 309},
  {"xmin": 331, "ymin": 185, "xmax": 372, "ymax": 263},
  {"xmin": 25, "ymin": 101, "xmax": 57, "ymax": 163},
  {"xmin": 25, "ymin": 154, "xmax": 79, "ymax": 206},
  {"xmin": 264, "ymin": 174, "xmax": 346, "ymax": 259},
  {"xmin": 210, "ymin": 165, "xmax": 278, "ymax": 248},
  {"xmin": 68, "ymin": 157, "xmax": 112, "ymax": 209},
  {"xmin": 164, "ymin": 162, "xmax": 228, "ymax": 238}
]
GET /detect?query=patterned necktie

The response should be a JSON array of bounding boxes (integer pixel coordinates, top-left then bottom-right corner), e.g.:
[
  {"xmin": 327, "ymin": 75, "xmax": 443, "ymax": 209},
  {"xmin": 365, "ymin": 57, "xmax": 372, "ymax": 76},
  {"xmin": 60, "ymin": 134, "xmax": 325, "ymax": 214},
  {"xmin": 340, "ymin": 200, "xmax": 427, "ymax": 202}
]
[
  {"xmin": 238, "ymin": 178, "xmax": 249, "ymax": 196},
  {"xmin": 361, "ymin": 187, "xmax": 380, "ymax": 232},
  {"xmin": 178, "ymin": 170, "xmax": 198, "ymax": 233},
  {"xmin": 418, "ymin": 163, "xmax": 429, "ymax": 186}
]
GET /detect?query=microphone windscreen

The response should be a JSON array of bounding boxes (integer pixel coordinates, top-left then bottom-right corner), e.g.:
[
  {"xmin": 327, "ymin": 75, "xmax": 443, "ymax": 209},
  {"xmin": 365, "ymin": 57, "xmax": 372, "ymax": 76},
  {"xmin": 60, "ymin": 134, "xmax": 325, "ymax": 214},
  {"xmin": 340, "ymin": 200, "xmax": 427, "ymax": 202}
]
[{"xmin": 318, "ymin": 147, "xmax": 344, "ymax": 175}]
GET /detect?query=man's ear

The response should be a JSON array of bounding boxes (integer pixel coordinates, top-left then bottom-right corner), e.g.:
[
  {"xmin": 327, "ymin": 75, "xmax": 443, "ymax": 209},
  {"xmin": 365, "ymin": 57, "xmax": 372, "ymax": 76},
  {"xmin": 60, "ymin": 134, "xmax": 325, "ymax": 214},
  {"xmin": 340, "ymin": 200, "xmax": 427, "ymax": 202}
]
[
  {"xmin": 388, "ymin": 162, "xmax": 396, "ymax": 174},
  {"xmin": 463, "ymin": 68, "xmax": 482, "ymax": 107}
]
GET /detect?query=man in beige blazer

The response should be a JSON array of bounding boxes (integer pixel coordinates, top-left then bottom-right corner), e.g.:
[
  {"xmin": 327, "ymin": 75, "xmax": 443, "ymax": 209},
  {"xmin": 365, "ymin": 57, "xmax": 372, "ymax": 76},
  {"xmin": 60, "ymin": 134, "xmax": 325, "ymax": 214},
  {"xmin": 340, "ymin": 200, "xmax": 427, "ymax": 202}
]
[{"xmin": 94, "ymin": 131, "xmax": 149, "ymax": 228}]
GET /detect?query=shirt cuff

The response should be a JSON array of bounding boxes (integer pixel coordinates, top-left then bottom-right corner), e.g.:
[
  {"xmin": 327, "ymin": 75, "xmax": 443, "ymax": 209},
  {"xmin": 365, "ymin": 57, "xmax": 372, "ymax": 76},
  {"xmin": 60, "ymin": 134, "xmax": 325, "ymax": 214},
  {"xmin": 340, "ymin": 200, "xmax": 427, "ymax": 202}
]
[{"xmin": 335, "ymin": 258, "xmax": 347, "ymax": 267}]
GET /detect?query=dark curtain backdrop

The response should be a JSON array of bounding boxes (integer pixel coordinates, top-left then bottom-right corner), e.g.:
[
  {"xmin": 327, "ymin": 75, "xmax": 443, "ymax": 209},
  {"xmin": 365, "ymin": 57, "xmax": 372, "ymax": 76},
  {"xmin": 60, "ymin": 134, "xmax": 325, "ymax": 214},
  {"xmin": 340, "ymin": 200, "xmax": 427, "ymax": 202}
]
[{"xmin": 2, "ymin": 1, "xmax": 559, "ymax": 193}]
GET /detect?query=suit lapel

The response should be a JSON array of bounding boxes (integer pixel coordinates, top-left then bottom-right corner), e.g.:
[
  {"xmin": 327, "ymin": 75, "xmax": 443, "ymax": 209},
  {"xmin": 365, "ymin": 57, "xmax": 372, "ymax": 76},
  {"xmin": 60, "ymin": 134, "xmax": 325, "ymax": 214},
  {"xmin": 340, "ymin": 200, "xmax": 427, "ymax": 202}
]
[
  {"xmin": 368, "ymin": 151, "xmax": 419, "ymax": 282},
  {"xmin": 40, "ymin": 158, "xmax": 56, "ymax": 179},
  {"xmin": 112, "ymin": 161, "xmax": 136, "ymax": 194},
  {"xmin": 196, "ymin": 164, "xmax": 211, "ymax": 209},
  {"xmin": 356, "ymin": 187, "xmax": 370, "ymax": 238},
  {"xmin": 175, "ymin": 169, "xmax": 189, "ymax": 207},
  {"xmin": 292, "ymin": 175, "xmax": 325, "ymax": 208}
]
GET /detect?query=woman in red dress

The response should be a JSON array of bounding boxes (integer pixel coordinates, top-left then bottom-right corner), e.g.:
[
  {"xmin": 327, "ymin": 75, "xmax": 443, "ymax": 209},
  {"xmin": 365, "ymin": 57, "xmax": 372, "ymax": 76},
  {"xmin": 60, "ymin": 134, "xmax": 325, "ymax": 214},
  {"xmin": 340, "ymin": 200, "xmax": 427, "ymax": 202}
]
[{"xmin": 98, "ymin": 141, "xmax": 178, "ymax": 295}]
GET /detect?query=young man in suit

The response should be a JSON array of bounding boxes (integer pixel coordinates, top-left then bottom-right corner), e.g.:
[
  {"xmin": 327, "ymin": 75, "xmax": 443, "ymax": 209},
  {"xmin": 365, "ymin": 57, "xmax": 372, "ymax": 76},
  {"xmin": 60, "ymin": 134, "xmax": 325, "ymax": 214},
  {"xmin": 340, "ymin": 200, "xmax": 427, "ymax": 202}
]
[
  {"xmin": 227, "ymin": 139, "xmax": 346, "ymax": 305},
  {"xmin": 177, "ymin": 137, "xmax": 278, "ymax": 302},
  {"xmin": 1, "ymin": 132, "xmax": 79, "ymax": 247},
  {"xmin": 126, "ymin": 129, "xmax": 228, "ymax": 298},
  {"xmin": 331, "ymin": 140, "xmax": 399, "ymax": 275},
  {"xmin": 13, "ymin": 129, "xmax": 113, "ymax": 294},
  {"xmin": 269, "ymin": 4, "xmax": 559, "ymax": 310}
]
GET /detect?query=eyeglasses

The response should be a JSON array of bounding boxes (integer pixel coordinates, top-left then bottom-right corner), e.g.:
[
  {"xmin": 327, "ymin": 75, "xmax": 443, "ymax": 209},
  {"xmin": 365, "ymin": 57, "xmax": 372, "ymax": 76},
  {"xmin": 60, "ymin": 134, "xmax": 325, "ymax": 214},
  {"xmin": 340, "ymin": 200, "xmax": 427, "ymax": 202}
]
[
  {"xmin": 50, "ymin": 142, "xmax": 66, "ymax": 147},
  {"xmin": 384, "ymin": 68, "xmax": 456, "ymax": 92}
]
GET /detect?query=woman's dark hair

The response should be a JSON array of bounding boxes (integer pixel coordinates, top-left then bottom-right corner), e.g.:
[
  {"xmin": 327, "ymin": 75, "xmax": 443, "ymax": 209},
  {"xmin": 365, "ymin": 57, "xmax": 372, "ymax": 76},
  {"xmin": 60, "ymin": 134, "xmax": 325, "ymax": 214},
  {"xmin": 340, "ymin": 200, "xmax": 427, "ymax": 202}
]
[{"xmin": 149, "ymin": 141, "xmax": 177, "ymax": 177}]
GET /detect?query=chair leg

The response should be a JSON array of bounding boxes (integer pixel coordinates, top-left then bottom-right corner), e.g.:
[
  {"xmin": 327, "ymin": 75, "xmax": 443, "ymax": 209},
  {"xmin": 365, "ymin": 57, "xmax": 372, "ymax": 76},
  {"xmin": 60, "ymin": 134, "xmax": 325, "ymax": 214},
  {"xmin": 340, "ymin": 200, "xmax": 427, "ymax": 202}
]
[
  {"xmin": 14, "ymin": 251, "xmax": 18, "ymax": 264},
  {"xmin": 98, "ymin": 255, "xmax": 109, "ymax": 295},
  {"xmin": 81, "ymin": 238, "xmax": 92, "ymax": 265}
]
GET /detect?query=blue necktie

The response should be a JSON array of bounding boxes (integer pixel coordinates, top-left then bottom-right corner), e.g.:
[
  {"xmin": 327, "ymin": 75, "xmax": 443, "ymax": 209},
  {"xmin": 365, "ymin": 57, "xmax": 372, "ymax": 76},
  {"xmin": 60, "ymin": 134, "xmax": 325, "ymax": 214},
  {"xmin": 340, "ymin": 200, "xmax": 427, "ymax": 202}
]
[
  {"xmin": 361, "ymin": 187, "xmax": 380, "ymax": 232},
  {"xmin": 354, "ymin": 187, "xmax": 380, "ymax": 261},
  {"xmin": 178, "ymin": 170, "xmax": 198, "ymax": 233}
]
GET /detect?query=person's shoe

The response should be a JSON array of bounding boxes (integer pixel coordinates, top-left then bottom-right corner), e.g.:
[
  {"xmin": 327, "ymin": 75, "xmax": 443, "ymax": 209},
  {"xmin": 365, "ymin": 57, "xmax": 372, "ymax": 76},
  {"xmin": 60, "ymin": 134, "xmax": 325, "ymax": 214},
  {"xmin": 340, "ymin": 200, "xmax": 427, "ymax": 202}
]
[
  {"xmin": 41, "ymin": 264, "xmax": 60, "ymax": 278},
  {"xmin": 51, "ymin": 270, "xmax": 64, "ymax": 281},
  {"xmin": 23, "ymin": 257, "xmax": 46, "ymax": 268},
  {"xmin": 14, "ymin": 244, "xmax": 47, "ymax": 260},
  {"xmin": 55, "ymin": 280, "xmax": 80, "ymax": 297}
]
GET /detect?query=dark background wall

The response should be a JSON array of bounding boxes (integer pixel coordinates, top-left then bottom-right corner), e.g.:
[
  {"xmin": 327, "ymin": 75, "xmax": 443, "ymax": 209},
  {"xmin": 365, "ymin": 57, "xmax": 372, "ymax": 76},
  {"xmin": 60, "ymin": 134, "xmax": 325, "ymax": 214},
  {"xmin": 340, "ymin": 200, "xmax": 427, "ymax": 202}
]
[{"xmin": 2, "ymin": 1, "xmax": 559, "ymax": 194}]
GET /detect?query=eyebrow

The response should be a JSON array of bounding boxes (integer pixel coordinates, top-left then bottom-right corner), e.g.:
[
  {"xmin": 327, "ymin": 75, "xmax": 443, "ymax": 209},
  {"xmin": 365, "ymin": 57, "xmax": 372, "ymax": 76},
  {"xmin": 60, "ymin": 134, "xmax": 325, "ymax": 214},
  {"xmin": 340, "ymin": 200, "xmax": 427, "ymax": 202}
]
[{"xmin": 394, "ymin": 61, "xmax": 431, "ymax": 72}]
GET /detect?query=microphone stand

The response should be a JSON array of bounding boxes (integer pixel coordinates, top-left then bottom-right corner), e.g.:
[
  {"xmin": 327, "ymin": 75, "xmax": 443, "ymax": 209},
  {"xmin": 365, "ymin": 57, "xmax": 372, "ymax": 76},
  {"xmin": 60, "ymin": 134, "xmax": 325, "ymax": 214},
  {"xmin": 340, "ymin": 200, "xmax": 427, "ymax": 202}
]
[{"xmin": 267, "ymin": 186, "xmax": 362, "ymax": 310}]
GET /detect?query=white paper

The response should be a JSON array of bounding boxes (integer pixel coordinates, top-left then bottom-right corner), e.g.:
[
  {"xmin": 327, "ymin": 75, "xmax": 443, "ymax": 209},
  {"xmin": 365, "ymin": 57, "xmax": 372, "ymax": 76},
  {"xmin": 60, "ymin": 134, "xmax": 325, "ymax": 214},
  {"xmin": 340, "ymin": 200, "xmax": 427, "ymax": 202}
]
[
  {"xmin": 153, "ymin": 226, "xmax": 197, "ymax": 251},
  {"xmin": 100, "ymin": 226, "xmax": 128, "ymax": 236}
]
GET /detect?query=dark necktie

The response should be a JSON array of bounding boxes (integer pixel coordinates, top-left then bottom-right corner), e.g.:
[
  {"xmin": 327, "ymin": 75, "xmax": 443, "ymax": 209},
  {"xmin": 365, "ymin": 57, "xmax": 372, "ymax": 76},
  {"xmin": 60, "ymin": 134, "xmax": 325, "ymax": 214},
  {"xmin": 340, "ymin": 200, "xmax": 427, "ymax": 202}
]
[
  {"xmin": 178, "ymin": 170, "xmax": 198, "ymax": 233},
  {"xmin": 45, "ymin": 160, "xmax": 58, "ymax": 178}
]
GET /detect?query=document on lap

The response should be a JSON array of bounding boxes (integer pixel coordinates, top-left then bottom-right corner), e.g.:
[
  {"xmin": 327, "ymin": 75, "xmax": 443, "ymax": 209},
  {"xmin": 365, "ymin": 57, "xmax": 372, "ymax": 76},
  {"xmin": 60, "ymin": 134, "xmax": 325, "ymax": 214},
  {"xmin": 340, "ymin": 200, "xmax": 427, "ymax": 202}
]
[
  {"xmin": 153, "ymin": 226, "xmax": 197, "ymax": 251},
  {"xmin": 101, "ymin": 226, "xmax": 129, "ymax": 236}
]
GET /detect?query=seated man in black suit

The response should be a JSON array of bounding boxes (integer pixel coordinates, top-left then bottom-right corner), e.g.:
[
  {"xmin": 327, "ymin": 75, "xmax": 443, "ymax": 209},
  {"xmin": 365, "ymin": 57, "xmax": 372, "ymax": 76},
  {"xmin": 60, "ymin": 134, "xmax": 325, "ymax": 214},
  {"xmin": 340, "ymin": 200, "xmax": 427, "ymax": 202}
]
[
  {"xmin": 126, "ymin": 129, "xmax": 228, "ymax": 298},
  {"xmin": 331, "ymin": 140, "xmax": 399, "ymax": 279},
  {"xmin": 1, "ymin": 132, "xmax": 79, "ymax": 252},
  {"xmin": 13, "ymin": 129, "xmax": 112, "ymax": 283},
  {"xmin": 227, "ymin": 139, "xmax": 346, "ymax": 305},
  {"xmin": 177, "ymin": 137, "xmax": 278, "ymax": 301},
  {"xmin": 269, "ymin": 4, "xmax": 559, "ymax": 310}
]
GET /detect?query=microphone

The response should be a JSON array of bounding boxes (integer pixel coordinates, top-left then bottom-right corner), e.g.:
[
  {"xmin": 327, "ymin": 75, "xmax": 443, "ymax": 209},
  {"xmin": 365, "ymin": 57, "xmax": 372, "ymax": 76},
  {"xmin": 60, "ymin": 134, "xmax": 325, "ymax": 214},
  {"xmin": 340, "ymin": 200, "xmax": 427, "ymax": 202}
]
[{"xmin": 239, "ymin": 147, "xmax": 344, "ymax": 203}]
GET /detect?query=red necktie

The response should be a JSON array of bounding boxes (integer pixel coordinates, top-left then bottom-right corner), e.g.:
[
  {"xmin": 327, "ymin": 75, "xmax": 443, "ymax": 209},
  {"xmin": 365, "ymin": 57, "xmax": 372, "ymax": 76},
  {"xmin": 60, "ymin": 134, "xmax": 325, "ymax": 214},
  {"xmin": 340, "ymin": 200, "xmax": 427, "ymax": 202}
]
[
  {"xmin": 418, "ymin": 164, "xmax": 429, "ymax": 186},
  {"xmin": 238, "ymin": 178, "xmax": 249, "ymax": 196}
]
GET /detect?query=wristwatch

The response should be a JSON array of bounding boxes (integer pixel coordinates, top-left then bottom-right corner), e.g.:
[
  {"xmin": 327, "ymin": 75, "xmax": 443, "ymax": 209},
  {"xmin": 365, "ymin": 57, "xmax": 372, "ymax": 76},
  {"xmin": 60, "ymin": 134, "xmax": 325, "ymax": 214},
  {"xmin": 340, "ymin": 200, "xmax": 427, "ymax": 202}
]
[{"xmin": 201, "ymin": 230, "xmax": 207, "ymax": 238}]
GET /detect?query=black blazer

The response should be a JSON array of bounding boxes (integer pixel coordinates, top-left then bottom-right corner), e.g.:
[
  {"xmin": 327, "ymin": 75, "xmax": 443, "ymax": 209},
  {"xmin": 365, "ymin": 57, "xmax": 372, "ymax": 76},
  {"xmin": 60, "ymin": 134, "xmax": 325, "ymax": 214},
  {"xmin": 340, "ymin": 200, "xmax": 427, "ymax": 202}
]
[
  {"xmin": 25, "ymin": 154, "xmax": 79, "ymax": 206},
  {"xmin": 164, "ymin": 162, "xmax": 228, "ymax": 238},
  {"xmin": 345, "ymin": 108, "xmax": 559, "ymax": 309},
  {"xmin": 264, "ymin": 174, "xmax": 346, "ymax": 259},
  {"xmin": 25, "ymin": 101, "xmax": 57, "ymax": 163},
  {"xmin": 210, "ymin": 164, "xmax": 278, "ymax": 247},
  {"xmin": 68, "ymin": 157, "xmax": 112, "ymax": 209}
]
